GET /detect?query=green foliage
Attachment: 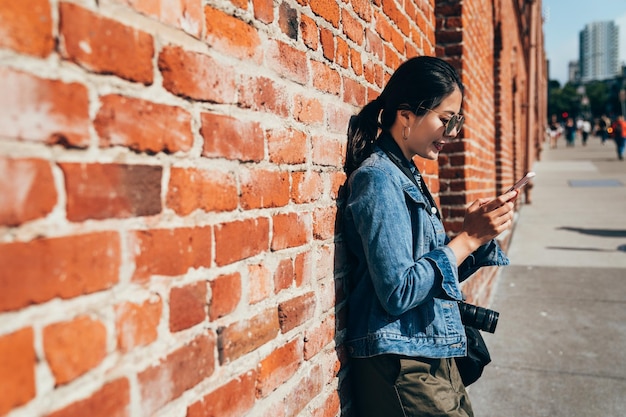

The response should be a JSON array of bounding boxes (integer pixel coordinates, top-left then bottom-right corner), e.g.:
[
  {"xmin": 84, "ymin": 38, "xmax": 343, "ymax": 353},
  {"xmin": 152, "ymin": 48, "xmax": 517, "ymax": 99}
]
[{"xmin": 548, "ymin": 79, "xmax": 611, "ymax": 121}]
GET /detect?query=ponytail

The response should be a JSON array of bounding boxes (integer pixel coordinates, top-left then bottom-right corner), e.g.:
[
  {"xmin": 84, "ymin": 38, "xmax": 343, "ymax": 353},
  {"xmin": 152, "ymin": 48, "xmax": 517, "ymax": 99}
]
[{"xmin": 345, "ymin": 98, "xmax": 383, "ymax": 176}]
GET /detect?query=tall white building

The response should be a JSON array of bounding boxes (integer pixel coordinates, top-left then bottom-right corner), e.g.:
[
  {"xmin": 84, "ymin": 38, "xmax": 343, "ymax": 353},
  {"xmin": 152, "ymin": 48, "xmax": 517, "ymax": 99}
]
[{"xmin": 579, "ymin": 21, "xmax": 619, "ymax": 82}]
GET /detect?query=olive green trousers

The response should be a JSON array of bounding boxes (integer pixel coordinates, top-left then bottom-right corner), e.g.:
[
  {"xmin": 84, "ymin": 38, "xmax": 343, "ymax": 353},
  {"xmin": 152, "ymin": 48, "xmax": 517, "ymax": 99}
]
[{"xmin": 351, "ymin": 354, "xmax": 474, "ymax": 417}]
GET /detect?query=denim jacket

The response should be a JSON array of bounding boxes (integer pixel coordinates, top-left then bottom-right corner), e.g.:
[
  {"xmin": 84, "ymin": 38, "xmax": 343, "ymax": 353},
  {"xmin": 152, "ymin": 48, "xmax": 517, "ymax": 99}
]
[{"xmin": 343, "ymin": 139, "xmax": 509, "ymax": 359}]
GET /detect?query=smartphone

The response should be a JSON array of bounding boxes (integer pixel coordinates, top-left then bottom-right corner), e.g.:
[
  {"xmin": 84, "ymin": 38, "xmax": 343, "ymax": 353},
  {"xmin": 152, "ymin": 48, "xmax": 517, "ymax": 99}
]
[{"xmin": 507, "ymin": 171, "xmax": 536, "ymax": 192}]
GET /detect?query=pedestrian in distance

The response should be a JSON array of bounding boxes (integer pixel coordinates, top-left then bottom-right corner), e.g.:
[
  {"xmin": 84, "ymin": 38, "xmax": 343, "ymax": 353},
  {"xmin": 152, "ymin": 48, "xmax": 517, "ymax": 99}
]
[
  {"xmin": 342, "ymin": 56, "xmax": 518, "ymax": 417},
  {"xmin": 564, "ymin": 117, "xmax": 576, "ymax": 147},
  {"xmin": 548, "ymin": 114, "xmax": 562, "ymax": 149},
  {"xmin": 611, "ymin": 115, "xmax": 626, "ymax": 160},
  {"xmin": 581, "ymin": 119, "xmax": 591, "ymax": 146}
]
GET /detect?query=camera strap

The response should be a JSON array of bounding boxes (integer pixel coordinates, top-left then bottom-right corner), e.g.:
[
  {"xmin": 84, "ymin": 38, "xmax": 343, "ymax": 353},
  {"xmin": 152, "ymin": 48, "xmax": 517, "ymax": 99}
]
[{"xmin": 377, "ymin": 133, "xmax": 441, "ymax": 220}]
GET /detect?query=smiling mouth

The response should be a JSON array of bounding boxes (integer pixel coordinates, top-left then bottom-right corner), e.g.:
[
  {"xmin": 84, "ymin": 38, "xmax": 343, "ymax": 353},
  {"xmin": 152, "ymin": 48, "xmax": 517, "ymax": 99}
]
[{"xmin": 433, "ymin": 141, "xmax": 445, "ymax": 151}]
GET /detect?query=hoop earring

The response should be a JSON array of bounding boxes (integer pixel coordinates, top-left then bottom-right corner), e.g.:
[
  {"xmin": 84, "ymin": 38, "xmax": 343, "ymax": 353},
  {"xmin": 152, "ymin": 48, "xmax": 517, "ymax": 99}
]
[{"xmin": 402, "ymin": 126, "xmax": 410, "ymax": 140}]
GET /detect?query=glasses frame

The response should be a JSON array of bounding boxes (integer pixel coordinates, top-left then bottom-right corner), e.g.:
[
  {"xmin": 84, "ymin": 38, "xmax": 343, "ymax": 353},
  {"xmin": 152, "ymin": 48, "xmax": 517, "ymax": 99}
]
[{"xmin": 417, "ymin": 106, "xmax": 465, "ymax": 137}]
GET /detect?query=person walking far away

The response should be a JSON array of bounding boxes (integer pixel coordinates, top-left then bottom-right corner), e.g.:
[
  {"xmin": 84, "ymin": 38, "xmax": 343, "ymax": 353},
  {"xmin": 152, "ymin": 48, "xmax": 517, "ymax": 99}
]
[
  {"xmin": 581, "ymin": 119, "xmax": 591, "ymax": 146},
  {"xmin": 611, "ymin": 115, "xmax": 626, "ymax": 160},
  {"xmin": 599, "ymin": 114, "xmax": 611, "ymax": 144},
  {"xmin": 548, "ymin": 114, "xmax": 562, "ymax": 149},
  {"xmin": 342, "ymin": 56, "xmax": 518, "ymax": 417},
  {"xmin": 564, "ymin": 117, "xmax": 576, "ymax": 147}
]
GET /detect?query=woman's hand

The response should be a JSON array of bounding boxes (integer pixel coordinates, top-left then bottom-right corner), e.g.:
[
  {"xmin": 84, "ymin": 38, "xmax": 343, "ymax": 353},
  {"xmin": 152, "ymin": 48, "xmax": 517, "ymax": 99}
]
[{"xmin": 448, "ymin": 191, "xmax": 518, "ymax": 265}]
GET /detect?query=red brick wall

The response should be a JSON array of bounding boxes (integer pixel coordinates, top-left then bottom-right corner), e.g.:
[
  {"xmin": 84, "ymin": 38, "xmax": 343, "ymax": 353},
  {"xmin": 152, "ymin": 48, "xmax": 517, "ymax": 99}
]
[{"xmin": 0, "ymin": 0, "xmax": 545, "ymax": 416}]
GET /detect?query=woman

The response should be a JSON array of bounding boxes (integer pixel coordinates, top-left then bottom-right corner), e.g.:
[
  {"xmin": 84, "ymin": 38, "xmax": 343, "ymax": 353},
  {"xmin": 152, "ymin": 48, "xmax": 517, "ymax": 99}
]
[{"xmin": 342, "ymin": 56, "xmax": 517, "ymax": 417}]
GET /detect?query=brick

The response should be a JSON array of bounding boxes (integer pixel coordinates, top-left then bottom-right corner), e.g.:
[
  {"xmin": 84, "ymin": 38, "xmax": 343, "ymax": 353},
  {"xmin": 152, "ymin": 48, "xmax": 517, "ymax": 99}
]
[
  {"xmin": 240, "ymin": 168, "xmax": 290, "ymax": 209},
  {"xmin": 341, "ymin": 9, "xmax": 365, "ymax": 45},
  {"xmin": 200, "ymin": 112, "xmax": 264, "ymax": 162},
  {"xmin": 45, "ymin": 378, "xmax": 130, "ymax": 417},
  {"xmin": 336, "ymin": 37, "xmax": 350, "ymax": 69},
  {"xmin": 300, "ymin": 14, "xmax": 319, "ymax": 51},
  {"xmin": 217, "ymin": 308, "xmax": 279, "ymax": 363},
  {"xmin": 115, "ymin": 296, "xmax": 162, "ymax": 352},
  {"xmin": 267, "ymin": 40, "xmax": 309, "ymax": 85},
  {"xmin": 209, "ymin": 273, "xmax": 241, "ymax": 321},
  {"xmin": 118, "ymin": 0, "xmax": 203, "ymax": 38},
  {"xmin": 309, "ymin": 0, "xmax": 340, "ymax": 27},
  {"xmin": 0, "ymin": 232, "xmax": 120, "ymax": 312},
  {"xmin": 187, "ymin": 371, "xmax": 257, "ymax": 417},
  {"xmin": 0, "ymin": 328, "xmax": 36, "ymax": 415},
  {"xmin": 325, "ymin": 103, "xmax": 353, "ymax": 135},
  {"xmin": 256, "ymin": 338, "xmax": 303, "ymax": 398},
  {"xmin": 342, "ymin": 76, "xmax": 367, "ymax": 107},
  {"xmin": 350, "ymin": 48, "xmax": 363, "ymax": 76},
  {"xmin": 351, "ymin": 0, "xmax": 373, "ymax": 21},
  {"xmin": 268, "ymin": 127, "xmax": 307, "ymax": 164},
  {"xmin": 59, "ymin": 3, "xmax": 154, "ymax": 84},
  {"xmin": 313, "ymin": 206, "xmax": 337, "ymax": 240},
  {"xmin": 204, "ymin": 5, "xmax": 262, "ymax": 62},
  {"xmin": 170, "ymin": 282, "xmax": 208, "ymax": 331},
  {"xmin": 291, "ymin": 171, "xmax": 323, "ymax": 204},
  {"xmin": 214, "ymin": 218, "xmax": 269, "ymax": 266},
  {"xmin": 95, "ymin": 95, "xmax": 193, "ymax": 154},
  {"xmin": 274, "ymin": 258, "xmax": 294, "ymax": 293},
  {"xmin": 271, "ymin": 212, "xmax": 311, "ymax": 251},
  {"xmin": 304, "ymin": 315, "xmax": 335, "ymax": 359},
  {"xmin": 139, "ymin": 335, "xmax": 215, "ymax": 415},
  {"xmin": 329, "ymin": 171, "xmax": 347, "ymax": 201},
  {"xmin": 311, "ymin": 134, "xmax": 345, "ymax": 167},
  {"xmin": 282, "ymin": 365, "xmax": 324, "ymax": 417},
  {"xmin": 279, "ymin": 3, "xmax": 298, "ymax": 39},
  {"xmin": 0, "ymin": 157, "xmax": 57, "ymax": 226},
  {"xmin": 253, "ymin": 0, "xmax": 274, "ymax": 23},
  {"xmin": 131, "ymin": 226, "xmax": 212, "ymax": 281},
  {"xmin": 0, "ymin": 0, "xmax": 53, "ymax": 57},
  {"xmin": 294, "ymin": 251, "xmax": 313, "ymax": 288},
  {"xmin": 61, "ymin": 163, "xmax": 162, "ymax": 222},
  {"xmin": 158, "ymin": 45, "xmax": 237, "ymax": 103},
  {"xmin": 167, "ymin": 167, "xmax": 238, "ymax": 215},
  {"xmin": 312, "ymin": 390, "xmax": 340, "ymax": 417},
  {"xmin": 238, "ymin": 75, "xmax": 289, "ymax": 117},
  {"xmin": 315, "ymin": 244, "xmax": 334, "ymax": 281},
  {"xmin": 43, "ymin": 316, "xmax": 108, "ymax": 385},
  {"xmin": 248, "ymin": 264, "xmax": 272, "ymax": 304},
  {"xmin": 0, "ymin": 68, "xmax": 90, "ymax": 146},
  {"xmin": 277, "ymin": 292, "xmax": 316, "ymax": 333},
  {"xmin": 311, "ymin": 61, "xmax": 341, "ymax": 96},
  {"xmin": 320, "ymin": 27, "xmax": 335, "ymax": 61},
  {"xmin": 294, "ymin": 94, "xmax": 324, "ymax": 124}
]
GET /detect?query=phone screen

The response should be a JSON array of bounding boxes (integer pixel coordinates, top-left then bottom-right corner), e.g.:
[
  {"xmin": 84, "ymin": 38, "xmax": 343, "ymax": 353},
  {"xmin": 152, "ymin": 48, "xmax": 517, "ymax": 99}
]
[{"xmin": 507, "ymin": 171, "xmax": 536, "ymax": 192}]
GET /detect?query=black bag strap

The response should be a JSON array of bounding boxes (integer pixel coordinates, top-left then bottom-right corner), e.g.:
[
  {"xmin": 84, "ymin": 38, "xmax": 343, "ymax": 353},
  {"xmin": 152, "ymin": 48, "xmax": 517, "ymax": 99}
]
[{"xmin": 376, "ymin": 133, "xmax": 441, "ymax": 220}]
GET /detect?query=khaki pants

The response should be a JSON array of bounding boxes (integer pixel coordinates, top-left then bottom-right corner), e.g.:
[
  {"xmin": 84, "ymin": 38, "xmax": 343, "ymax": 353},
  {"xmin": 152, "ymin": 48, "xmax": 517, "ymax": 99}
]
[{"xmin": 351, "ymin": 354, "xmax": 473, "ymax": 417}]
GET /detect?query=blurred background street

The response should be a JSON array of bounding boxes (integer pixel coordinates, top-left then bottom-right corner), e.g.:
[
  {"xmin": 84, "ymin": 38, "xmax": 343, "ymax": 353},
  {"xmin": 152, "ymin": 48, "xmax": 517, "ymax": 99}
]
[{"xmin": 470, "ymin": 134, "xmax": 626, "ymax": 416}]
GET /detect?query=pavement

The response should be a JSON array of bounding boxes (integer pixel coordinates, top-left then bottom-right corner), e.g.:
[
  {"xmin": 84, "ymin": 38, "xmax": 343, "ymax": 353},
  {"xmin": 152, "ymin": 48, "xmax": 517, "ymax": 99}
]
[{"xmin": 469, "ymin": 134, "xmax": 626, "ymax": 417}]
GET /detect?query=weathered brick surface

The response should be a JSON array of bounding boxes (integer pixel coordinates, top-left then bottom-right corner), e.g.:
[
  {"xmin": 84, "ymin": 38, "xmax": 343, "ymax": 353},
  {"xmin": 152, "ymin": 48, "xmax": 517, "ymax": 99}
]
[
  {"xmin": 0, "ymin": 232, "xmax": 120, "ymax": 312},
  {"xmin": 0, "ymin": 328, "xmax": 36, "ymax": 415},
  {"xmin": 0, "ymin": 0, "xmax": 545, "ymax": 415},
  {"xmin": 43, "ymin": 316, "xmax": 108, "ymax": 385},
  {"xmin": 0, "ymin": 157, "xmax": 57, "ymax": 226}
]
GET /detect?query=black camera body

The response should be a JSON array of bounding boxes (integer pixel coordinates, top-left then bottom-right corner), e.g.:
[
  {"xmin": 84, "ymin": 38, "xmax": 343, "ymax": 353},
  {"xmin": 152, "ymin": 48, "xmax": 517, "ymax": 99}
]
[{"xmin": 458, "ymin": 302, "xmax": 499, "ymax": 333}]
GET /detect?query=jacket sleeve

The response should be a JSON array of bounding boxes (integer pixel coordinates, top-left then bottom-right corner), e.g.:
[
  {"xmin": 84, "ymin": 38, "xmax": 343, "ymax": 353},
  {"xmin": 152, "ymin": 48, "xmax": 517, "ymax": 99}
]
[{"xmin": 458, "ymin": 239, "xmax": 510, "ymax": 282}]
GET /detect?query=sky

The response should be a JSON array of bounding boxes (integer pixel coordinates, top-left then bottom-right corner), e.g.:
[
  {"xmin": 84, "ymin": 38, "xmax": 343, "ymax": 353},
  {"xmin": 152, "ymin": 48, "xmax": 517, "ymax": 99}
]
[{"xmin": 542, "ymin": 0, "xmax": 626, "ymax": 85}]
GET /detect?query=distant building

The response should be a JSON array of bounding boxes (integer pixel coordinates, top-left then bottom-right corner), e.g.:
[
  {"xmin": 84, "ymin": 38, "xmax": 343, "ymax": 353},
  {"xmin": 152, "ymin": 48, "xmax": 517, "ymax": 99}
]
[
  {"xmin": 579, "ymin": 21, "xmax": 620, "ymax": 82},
  {"xmin": 568, "ymin": 60, "xmax": 580, "ymax": 83}
]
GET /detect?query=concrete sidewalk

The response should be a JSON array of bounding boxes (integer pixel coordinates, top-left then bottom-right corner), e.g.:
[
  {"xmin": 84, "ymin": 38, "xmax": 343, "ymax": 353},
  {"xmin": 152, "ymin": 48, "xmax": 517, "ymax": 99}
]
[{"xmin": 469, "ymin": 135, "xmax": 626, "ymax": 417}]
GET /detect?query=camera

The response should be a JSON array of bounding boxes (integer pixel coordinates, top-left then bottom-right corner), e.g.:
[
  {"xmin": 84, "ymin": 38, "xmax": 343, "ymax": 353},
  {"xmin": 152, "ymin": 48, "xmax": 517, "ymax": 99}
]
[{"xmin": 458, "ymin": 302, "xmax": 499, "ymax": 333}]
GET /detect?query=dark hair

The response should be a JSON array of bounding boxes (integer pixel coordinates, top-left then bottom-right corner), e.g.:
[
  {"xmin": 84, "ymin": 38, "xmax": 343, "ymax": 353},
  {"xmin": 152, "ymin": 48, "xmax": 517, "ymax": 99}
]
[{"xmin": 345, "ymin": 56, "xmax": 464, "ymax": 175}]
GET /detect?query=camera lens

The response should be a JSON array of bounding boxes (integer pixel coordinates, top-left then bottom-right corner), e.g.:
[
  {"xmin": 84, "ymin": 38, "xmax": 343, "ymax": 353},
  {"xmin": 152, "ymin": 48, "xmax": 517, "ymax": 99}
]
[{"xmin": 458, "ymin": 302, "xmax": 499, "ymax": 333}]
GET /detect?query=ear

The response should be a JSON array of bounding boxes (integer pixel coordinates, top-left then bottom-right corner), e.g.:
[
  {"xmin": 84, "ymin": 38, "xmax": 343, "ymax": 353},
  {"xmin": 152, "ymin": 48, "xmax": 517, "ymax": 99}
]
[{"xmin": 398, "ymin": 109, "xmax": 412, "ymax": 126}]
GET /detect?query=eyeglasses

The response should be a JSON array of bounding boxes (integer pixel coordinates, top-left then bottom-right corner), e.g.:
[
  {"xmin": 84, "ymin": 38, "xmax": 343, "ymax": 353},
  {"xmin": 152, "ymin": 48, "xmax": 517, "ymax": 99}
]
[{"xmin": 418, "ymin": 107, "xmax": 464, "ymax": 137}]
